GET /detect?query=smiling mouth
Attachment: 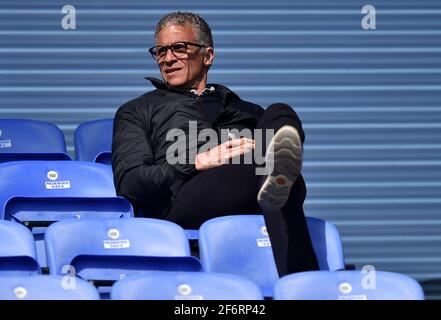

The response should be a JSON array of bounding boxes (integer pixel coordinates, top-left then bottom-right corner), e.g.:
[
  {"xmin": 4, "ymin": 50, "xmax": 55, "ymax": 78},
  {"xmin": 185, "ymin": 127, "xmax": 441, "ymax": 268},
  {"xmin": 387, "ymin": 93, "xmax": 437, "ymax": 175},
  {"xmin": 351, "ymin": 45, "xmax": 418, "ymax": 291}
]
[{"xmin": 165, "ymin": 68, "xmax": 181, "ymax": 74}]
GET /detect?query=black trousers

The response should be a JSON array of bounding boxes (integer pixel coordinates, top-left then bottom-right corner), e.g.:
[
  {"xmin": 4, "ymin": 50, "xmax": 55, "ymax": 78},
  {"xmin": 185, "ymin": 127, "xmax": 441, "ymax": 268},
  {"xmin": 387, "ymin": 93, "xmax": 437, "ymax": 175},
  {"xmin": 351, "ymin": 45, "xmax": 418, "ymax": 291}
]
[{"xmin": 164, "ymin": 103, "xmax": 319, "ymax": 276}]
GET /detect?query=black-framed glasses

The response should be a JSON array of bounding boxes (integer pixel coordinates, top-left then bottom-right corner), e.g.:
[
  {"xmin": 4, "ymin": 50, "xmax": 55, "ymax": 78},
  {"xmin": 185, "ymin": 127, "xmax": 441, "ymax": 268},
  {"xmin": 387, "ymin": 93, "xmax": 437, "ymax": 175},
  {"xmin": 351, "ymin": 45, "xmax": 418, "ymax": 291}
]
[{"xmin": 148, "ymin": 41, "xmax": 207, "ymax": 61}]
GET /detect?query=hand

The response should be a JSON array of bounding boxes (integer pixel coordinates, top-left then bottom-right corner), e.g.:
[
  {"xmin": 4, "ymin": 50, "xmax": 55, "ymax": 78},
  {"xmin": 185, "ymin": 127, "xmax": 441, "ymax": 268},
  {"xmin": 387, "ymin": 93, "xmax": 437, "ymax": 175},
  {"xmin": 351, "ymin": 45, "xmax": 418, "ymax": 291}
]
[{"xmin": 195, "ymin": 137, "xmax": 255, "ymax": 171}]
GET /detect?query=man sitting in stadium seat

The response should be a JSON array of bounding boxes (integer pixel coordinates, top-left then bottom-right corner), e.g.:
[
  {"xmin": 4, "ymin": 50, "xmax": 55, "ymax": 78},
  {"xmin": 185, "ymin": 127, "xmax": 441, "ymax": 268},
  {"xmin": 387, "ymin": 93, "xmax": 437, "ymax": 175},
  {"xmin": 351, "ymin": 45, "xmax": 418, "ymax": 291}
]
[{"xmin": 112, "ymin": 11, "xmax": 319, "ymax": 276}]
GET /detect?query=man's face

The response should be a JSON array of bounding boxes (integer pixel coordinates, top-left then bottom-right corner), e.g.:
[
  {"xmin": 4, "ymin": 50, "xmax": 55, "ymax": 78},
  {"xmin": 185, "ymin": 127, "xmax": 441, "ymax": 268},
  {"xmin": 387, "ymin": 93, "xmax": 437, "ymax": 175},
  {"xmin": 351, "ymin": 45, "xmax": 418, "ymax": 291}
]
[{"xmin": 155, "ymin": 23, "xmax": 213, "ymax": 91}]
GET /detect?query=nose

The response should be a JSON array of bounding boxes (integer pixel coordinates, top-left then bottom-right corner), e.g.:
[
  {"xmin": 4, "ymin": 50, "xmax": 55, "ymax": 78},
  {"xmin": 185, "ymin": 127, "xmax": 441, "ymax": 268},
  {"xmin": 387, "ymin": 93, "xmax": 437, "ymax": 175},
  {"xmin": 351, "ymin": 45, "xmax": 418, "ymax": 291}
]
[{"xmin": 164, "ymin": 47, "xmax": 177, "ymax": 64}]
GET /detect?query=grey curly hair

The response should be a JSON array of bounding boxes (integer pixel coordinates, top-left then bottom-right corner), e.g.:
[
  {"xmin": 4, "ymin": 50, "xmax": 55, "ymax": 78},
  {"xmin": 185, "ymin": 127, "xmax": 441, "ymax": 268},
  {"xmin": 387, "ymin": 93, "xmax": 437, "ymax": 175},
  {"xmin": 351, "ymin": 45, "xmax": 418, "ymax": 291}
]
[{"xmin": 155, "ymin": 11, "xmax": 214, "ymax": 48}]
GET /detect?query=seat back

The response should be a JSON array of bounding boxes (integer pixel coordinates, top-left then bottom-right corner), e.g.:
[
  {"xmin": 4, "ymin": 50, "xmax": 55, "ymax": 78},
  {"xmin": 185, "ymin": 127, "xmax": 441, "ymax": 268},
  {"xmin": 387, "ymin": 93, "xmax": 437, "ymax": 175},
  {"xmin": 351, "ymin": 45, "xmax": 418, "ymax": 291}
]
[
  {"xmin": 74, "ymin": 119, "xmax": 113, "ymax": 164},
  {"xmin": 0, "ymin": 119, "xmax": 70, "ymax": 162},
  {"xmin": 199, "ymin": 215, "xmax": 345, "ymax": 296},
  {"xmin": 0, "ymin": 161, "xmax": 131, "ymax": 268},
  {"xmin": 111, "ymin": 271, "xmax": 263, "ymax": 300},
  {"xmin": 0, "ymin": 161, "xmax": 119, "ymax": 221},
  {"xmin": 199, "ymin": 215, "xmax": 277, "ymax": 296},
  {"xmin": 0, "ymin": 275, "xmax": 99, "ymax": 300},
  {"xmin": 0, "ymin": 220, "xmax": 40, "ymax": 275},
  {"xmin": 306, "ymin": 216, "xmax": 345, "ymax": 271},
  {"xmin": 273, "ymin": 270, "xmax": 425, "ymax": 300},
  {"xmin": 45, "ymin": 218, "xmax": 201, "ymax": 280}
]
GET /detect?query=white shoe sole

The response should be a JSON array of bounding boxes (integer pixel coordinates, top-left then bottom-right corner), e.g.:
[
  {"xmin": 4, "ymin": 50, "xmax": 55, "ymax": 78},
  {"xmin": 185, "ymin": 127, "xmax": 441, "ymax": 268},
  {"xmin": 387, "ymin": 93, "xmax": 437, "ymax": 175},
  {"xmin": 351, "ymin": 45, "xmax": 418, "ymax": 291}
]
[{"xmin": 257, "ymin": 125, "xmax": 302, "ymax": 210}]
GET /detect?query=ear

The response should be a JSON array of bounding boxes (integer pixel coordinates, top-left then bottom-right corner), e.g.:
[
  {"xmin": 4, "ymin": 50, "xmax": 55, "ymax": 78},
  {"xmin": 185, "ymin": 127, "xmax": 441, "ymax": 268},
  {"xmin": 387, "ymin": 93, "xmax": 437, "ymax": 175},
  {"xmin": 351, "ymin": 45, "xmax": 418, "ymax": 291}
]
[{"xmin": 204, "ymin": 47, "xmax": 215, "ymax": 67}]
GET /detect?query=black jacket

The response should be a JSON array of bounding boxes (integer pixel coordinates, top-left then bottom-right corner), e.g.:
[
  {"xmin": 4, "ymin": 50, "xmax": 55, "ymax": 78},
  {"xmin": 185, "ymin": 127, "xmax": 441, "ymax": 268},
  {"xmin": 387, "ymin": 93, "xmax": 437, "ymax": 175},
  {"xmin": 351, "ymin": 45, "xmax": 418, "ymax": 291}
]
[{"xmin": 112, "ymin": 77, "xmax": 265, "ymax": 217}]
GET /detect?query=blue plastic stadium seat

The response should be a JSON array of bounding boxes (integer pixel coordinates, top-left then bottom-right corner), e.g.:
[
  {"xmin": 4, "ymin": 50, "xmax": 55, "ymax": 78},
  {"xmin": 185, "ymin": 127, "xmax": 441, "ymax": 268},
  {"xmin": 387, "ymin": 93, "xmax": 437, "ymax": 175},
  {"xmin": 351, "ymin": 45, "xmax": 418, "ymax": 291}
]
[
  {"xmin": 0, "ymin": 119, "xmax": 71, "ymax": 162},
  {"xmin": 306, "ymin": 216, "xmax": 345, "ymax": 271},
  {"xmin": 199, "ymin": 215, "xmax": 345, "ymax": 297},
  {"xmin": 0, "ymin": 220, "xmax": 40, "ymax": 275},
  {"xmin": 0, "ymin": 275, "xmax": 99, "ymax": 300},
  {"xmin": 46, "ymin": 218, "xmax": 201, "ymax": 282},
  {"xmin": 111, "ymin": 271, "xmax": 263, "ymax": 300},
  {"xmin": 0, "ymin": 160, "xmax": 133, "ymax": 268},
  {"xmin": 273, "ymin": 270, "xmax": 425, "ymax": 300},
  {"xmin": 0, "ymin": 161, "xmax": 132, "ymax": 223},
  {"xmin": 74, "ymin": 119, "xmax": 113, "ymax": 164}
]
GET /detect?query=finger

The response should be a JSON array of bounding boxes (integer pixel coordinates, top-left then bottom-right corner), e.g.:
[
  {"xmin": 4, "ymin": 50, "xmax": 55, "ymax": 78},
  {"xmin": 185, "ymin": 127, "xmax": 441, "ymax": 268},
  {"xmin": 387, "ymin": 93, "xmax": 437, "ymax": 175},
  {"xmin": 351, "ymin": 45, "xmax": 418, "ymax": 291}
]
[
  {"xmin": 224, "ymin": 137, "xmax": 254, "ymax": 148},
  {"xmin": 222, "ymin": 143, "xmax": 246, "ymax": 154},
  {"xmin": 236, "ymin": 141, "xmax": 255, "ymax": 151},
  {"xmin": 223, "ymin": 144, "xmax": 254, "ymax": 160},
  {"xmin": 224, "ymin": 142, "xmax": 254, "ymax": 155},
  {"xmin": 215, "ymin": 141, "xmax": 254, "ymax": 163},
  {"xmin": 228, "ymin": 146, "xmax": 253, "ymax": 159},
  {"xmin": 223, "ymin": 138, "xmax": 244, "ymax": 148}
]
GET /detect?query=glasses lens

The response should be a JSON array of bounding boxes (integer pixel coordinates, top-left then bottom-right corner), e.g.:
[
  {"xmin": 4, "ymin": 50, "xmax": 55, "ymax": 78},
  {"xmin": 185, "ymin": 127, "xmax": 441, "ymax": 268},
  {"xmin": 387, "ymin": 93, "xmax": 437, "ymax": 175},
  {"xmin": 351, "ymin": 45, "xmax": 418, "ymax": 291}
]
[
  {"xmin": 171, "ymin": 43, "xmax": 187, "ymax": 56},
  {"xmin": 155, "ymin": 46, "xmax": 168, "ymax": 60}
]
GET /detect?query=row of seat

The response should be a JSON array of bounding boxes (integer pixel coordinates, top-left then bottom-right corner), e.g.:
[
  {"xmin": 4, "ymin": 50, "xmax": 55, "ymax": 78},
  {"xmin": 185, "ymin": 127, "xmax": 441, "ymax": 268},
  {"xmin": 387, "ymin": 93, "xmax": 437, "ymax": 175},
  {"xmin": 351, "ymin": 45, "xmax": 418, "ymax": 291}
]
[
  {"xmin": 0, "ymin": 219, "xmax": 424, "ymax": 300},
  {"xmin": 0, "ymin": 119, "xmax": 112, "ymax": 164},
  {"xmin": 0, "ymin": 216, "xmax": 341, "ymax": 296},
  {"xmin": 0, "ymin": 270, "xmax": 424, "ymax": 300}
]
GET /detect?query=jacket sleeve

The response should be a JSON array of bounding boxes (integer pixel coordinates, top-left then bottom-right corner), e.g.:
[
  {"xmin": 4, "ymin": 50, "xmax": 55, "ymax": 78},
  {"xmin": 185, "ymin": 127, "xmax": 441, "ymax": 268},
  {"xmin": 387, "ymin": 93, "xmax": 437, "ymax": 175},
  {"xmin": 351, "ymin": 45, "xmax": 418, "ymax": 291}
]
[{"xmin": 111, "ymin": 100, "xmax": 180, "ymax": 210}]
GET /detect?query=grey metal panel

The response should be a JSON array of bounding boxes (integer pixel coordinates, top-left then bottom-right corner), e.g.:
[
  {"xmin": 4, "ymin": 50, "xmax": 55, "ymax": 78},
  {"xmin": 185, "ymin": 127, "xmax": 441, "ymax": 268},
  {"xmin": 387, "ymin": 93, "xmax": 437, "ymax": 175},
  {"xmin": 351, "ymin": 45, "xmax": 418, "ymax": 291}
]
[{"xmin": 1, "ymin": 0, "xmax": 440, "ymax": 298}]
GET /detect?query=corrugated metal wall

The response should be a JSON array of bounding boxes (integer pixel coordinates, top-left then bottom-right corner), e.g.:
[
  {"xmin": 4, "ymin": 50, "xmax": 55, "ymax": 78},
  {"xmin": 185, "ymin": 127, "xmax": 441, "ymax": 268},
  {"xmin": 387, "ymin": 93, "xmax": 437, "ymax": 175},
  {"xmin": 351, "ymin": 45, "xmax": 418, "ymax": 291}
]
[{"xmin": 1, "ymin": 0, "xmax": 440, "ymax": 299}]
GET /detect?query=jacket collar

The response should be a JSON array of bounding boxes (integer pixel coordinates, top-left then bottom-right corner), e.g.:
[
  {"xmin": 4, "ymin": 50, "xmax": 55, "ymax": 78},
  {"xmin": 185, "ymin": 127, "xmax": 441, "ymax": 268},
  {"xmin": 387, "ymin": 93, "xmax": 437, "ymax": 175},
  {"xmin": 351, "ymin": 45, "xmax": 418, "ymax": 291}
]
[{"xmin": 145, "ymin": 76, "xmax": 239, "ymax": 105}]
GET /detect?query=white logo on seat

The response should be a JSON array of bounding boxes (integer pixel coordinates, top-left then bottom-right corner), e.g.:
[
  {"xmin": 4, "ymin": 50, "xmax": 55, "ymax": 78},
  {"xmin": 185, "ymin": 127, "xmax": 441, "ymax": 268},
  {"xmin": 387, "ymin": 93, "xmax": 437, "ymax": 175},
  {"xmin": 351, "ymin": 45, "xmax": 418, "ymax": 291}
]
[
  {"xmin": 14, "ymin": 286, "xmax": 27, "ymax": 299},
  {"xmin": 108, "ymin": 228, "xmax": 120, "ymax": 239},
  {"xmin": 178, "ymin": 284, "xmax": 192, "ymax": 296},
  {"xmin": 256, "ymin": 238, "xmax": 271, "ymax": 247},
  {"xmin": 339, "ymin": 282, "xmax": 353, "ymax": 294},
  {"xmin": 47, "ymin": 170, "xmax": 58, "ymax": 181},
  {"xmin": 0, "ymin": 132, "xmax": 12, "ymax": 148},
  {"xmin": 45, "ymin": 170, "xmax": 70, "ymax": 189}
]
